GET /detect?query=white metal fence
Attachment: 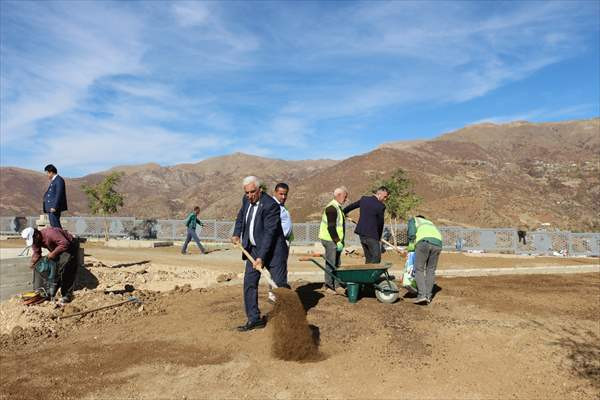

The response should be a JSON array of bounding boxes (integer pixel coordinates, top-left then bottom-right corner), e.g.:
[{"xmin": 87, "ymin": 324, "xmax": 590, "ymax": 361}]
[{"xmin": 1, "ymin": 216, "xmax": 598, "ymax": 256}]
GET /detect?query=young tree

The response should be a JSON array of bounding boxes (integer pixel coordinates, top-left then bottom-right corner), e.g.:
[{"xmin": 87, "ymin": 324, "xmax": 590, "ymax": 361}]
[
  {"xmin": 374, "ymin": 169, "xmax": 421, "ymax": 246},
  {"xmin": 83, "ymin": 172, "xmax": 124, "ymax": 241}
]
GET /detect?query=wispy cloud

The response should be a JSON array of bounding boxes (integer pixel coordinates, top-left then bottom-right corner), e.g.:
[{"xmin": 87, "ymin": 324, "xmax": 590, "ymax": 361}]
[
  {"xmin": 0, "ymin": 1, "xmax": 145, "ymax": 141},
  {"xmin": 16, "ymin": 113, "xmax": 230, "ymax": 175},
  {"xmin": 1, "ymin": 0, "xmax": 598, "ymax": 176}
]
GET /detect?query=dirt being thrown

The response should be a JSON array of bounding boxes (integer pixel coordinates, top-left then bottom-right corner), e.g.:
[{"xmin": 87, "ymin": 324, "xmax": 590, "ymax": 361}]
[{"xmin": 269, "ymin": 288, "xmax": 319, "ymax": 361}]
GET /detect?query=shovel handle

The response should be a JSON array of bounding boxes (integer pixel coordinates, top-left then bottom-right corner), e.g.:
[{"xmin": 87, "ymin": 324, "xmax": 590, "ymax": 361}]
[
  {"xmin": 237, "ymin": 244, "xmax": 278, "ymax": 289},
  {"xmin": 381, "ymin": 238, "xmax": 406, "ymax": 255},
  {"xmin": 60, "ymin": 296, "xmax": 140, "ymax": 319},
  {"xmin": 347, "ymin": 217, "xmax": 405, "ymax": 255}
]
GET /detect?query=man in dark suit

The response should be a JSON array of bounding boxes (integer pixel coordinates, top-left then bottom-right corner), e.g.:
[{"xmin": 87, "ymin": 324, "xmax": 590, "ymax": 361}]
[
  {"xmin": 231, "ymin": 176, "xmax": 288, "ymax": 332},
  {"xmin": 43, "ymin": 164, "xmax": 68, "ymax": 228},
  {"xmin": 343, "ymin": 186, "xmax": 389, "ymax": 263}
]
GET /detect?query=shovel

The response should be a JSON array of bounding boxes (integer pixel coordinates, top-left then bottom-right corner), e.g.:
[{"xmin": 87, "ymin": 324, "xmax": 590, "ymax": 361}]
[
  {"xmin": 236, "ymin": 244, "xmax": 278, "ymax": 289},
  {"xmin": 346, "ymin": 217, "xmax": 406, "ymax": 256},
  {"xmin": 60, "ymin": 296, "xmax": 142, "ymax": 319}
]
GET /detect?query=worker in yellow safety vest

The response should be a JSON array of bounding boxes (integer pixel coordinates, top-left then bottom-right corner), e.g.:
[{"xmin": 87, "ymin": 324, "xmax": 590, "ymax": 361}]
[
  {"xmin": 407, "ymin": 215, "xmax": 443, "ymax": 305},
  {"xmin": 318, "ymin": 186, "xmax": 348, "ymax": 295}
]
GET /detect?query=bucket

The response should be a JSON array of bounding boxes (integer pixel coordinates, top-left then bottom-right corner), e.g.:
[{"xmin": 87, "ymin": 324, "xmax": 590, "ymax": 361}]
[{"xmin": 346, "ymin": 283, "xmax": 360, "ymax": 303}]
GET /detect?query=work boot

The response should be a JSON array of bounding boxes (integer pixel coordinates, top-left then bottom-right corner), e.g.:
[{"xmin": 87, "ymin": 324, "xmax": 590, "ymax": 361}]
[{"xmin": 59, "ymin": 293, "xmax": 73, "ymax": 305}]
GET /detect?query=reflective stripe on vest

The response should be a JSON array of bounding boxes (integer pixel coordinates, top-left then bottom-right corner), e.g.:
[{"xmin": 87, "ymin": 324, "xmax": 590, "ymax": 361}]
[
  {"xmin": 415, "ymin": 217, "xmax": 442, "ymax": 244},
  {"xmin": 318, "ymin": 199, "xmax": 345, "ymax": 242}
]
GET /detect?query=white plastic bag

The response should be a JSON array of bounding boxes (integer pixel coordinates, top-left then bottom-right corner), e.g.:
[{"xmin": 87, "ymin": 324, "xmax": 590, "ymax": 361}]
[{"xmin": 402, "ymin": 252, "xmax": 417, "ymax": 293}]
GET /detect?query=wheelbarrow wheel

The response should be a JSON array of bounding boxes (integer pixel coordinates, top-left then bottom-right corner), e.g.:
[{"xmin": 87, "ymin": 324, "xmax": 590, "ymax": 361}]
[{"xmin": 375, "ymin": 281, "xmax": 399, "ymax": 304}]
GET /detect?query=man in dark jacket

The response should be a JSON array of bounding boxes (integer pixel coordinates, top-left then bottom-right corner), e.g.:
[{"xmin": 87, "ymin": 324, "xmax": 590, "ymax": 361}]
[
  {"xmin": 43, "ymin": 164, "xmax": 68, "ymax": 228},
  {"xmin": 343, "ymin": 186, "xmax": 389, "ymax": 263},
  {"xmin": 231, "ymin": 176, "xmax": 288, "ymax": 332}
]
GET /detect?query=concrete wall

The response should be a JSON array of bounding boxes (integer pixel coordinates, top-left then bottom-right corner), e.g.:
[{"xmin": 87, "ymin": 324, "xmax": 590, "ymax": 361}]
[{"xmin": 0, "ymin": 249, "xmax": 32, "ymax": 301}]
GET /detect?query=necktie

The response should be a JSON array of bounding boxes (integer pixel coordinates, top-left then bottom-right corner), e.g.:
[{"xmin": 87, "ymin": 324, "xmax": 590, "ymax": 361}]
[{"xmin": 244, "ymin": 203, "xmax": 256, "ymax": 242}]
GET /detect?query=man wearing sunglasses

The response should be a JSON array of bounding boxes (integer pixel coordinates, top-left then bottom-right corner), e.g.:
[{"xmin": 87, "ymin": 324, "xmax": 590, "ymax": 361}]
[{"xmin": 231, "ymin": 176, "xmax": 288, "ymax": 332}]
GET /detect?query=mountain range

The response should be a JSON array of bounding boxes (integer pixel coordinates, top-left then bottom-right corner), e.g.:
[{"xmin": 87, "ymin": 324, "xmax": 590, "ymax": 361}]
[{"xmin": 1, "ymin": 118, "xmax": 598, "ymax": 231}]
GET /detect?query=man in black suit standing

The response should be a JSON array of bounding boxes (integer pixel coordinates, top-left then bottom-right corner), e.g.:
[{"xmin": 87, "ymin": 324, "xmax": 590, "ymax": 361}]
[
  {"xmin": 43, "ymin": 164, "xmax": 68, "ymax": 228},
  {"xmin": 344, "ymin": 186, "xmax": 389, "ymax": 264},
  {"xmin": 231, "ymin": 176, "xmax": 288, "ymax": 332}
]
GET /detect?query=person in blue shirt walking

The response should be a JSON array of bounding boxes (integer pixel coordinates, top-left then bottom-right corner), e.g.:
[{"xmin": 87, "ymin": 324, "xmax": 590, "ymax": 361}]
[{"xmin": 181, "ymin": 206, "xmax": 206, "ymax": 255}]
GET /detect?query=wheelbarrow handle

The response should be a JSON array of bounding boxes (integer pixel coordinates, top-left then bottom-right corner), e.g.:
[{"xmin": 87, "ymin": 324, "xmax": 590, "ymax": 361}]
[
  {"xmin": 300, "ymin": 257, "xmax": 345, "ymax": 286},
  {"xmin": 237, "ymin": 244, "xmax": 278, "ymax": 289}
]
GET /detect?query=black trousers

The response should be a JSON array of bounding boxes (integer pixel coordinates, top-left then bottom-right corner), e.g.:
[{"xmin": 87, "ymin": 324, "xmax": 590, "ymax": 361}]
[
  {"xmin": 48, "ymin": 211, "xmax": 62, "ymax": 228},
  {"xmin": 360, "ymin": 236, "xmax": 382, "ymax": 264},
  {"xmin": 243, "ymin": 246, "xmax": 288, "ymax": 323}
]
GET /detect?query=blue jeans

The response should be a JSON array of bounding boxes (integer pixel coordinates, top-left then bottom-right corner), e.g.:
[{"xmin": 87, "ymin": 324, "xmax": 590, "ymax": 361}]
[{"xmin": 181, "ymin": 227, "xmax": 205, "ymax": 253}]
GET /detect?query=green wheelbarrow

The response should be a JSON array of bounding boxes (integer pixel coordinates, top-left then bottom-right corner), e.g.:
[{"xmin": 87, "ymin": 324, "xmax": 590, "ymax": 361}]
[{"xmin": 299, "ymin": 256, "xmax": 400, "ymax": 304}]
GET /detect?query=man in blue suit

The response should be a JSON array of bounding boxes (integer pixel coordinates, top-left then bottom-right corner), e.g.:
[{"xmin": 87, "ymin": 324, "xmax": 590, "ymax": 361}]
[
  {"xmin": 43, "ymin": 164, "xmax": 68, "ymax": 228},
  {"xmin": 231, "ymin": 176, "xmax": 288, "ymax": 332},
  {"xmin": 343, "ymin": 186, "xmax": 389, "ymax": 264}
]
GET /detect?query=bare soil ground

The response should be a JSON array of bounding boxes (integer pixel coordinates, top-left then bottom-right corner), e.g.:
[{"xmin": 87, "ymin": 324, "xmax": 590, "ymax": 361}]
[{"xmin": 1, "ymin": 243, "xmax": 599, "ymax": 399}]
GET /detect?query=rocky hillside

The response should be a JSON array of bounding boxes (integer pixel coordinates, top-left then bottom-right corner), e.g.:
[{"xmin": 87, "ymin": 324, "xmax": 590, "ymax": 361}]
[
  {"xmin": 1, "ymin": 119, "xmax": 598, "ymax": 231},
  {"xmin": 0, "ymin": 154, "xmax": 338, "ymax": 220}
]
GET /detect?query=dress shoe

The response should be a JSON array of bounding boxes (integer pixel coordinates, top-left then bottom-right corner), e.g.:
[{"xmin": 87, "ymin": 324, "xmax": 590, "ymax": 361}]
[{"xmin": 237, "ymin": 318, "xmax": 266, "ymax": 332}]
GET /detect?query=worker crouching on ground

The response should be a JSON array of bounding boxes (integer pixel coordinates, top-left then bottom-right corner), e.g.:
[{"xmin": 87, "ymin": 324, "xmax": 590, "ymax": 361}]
[
  {"xmin": 231, "ymin": 176, "xmax": 289, "ymax": 332},
  {"xmin": 21, "ymin": 226, "xmax": 79, "ymax": 304},
  {"xmin": 344, "ymin": 186, "xmax": 389, "ymax": 264},
  {"xmin": 318, "ymin": 187, "xmax": 348, "ymax": 295},
  {"xmin": 407, "ymin": 215, "xmax": 443, "ymax": 305}
]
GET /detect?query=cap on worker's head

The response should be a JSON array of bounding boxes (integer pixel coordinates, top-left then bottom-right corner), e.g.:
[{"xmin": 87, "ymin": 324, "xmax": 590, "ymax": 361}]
[{"xmin": 21, "ymin": 227, "xmax": 35, "ymax": 246}]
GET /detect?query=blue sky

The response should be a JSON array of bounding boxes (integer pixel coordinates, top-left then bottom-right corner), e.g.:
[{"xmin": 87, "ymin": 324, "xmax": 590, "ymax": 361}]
[{"xmin": 1, "ymin": 0, "xmax": 598, "ymax": 177}]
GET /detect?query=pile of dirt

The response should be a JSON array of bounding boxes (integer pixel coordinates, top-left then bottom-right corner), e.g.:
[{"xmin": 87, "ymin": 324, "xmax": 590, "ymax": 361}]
[
  {"xmin": 1, "ymin": 275, "xmax": 599, "ymax": 399},
  {"xmin": 82, "ymin": 256, "xmax": 231, "ymax": 291},
  {"xmin": 269, "ymin": 288, "xmax": 319, "ymax": 361},
  {"xmin": 0, "ymin": 297, "xmax": 61, "ymax": 335},
  {"xmin": 0, "ymin": 288, "xmax": 169, "ymax": 350}
]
